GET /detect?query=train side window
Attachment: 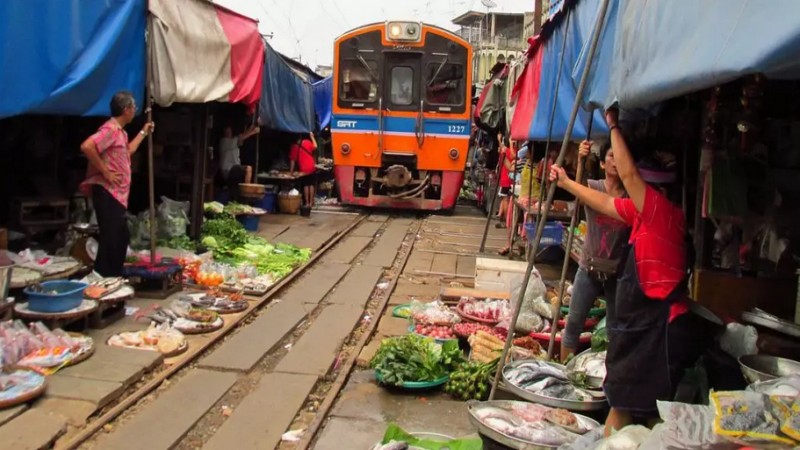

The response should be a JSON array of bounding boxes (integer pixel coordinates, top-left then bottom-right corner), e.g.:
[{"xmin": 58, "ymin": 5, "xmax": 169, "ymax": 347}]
[
  {"xmin": 425, "ymin": 63, "xmax": 464, "ymax": 106},
  {"xmin": 390, "ymin": 66, "xmax": 414, "ymax": 106},
  {"xmin": 340, "ymin": 59, "xmax": 378, "ymax": 103}
]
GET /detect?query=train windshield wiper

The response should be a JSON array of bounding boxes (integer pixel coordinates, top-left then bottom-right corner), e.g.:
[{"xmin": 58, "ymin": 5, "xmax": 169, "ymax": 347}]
[
  {"xmin": 356, "ymin": 55, "xmax": 379, "ymax": 81},
  {"xmin": 428, "ymin": 57, "xmax": 449, "ymax": 87}
]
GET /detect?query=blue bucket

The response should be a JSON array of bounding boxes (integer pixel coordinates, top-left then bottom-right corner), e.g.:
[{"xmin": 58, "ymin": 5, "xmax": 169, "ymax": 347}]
[
  {"xmin": 24, "ymin": 280, "xmax": 88, "ymax": 313},
  {"xmin": 236, "ymin": 214, "xmax": 260, "ymax": 232},
  {"xmin": 261, "ymin": 192, "xmax": 276, "ymax": 213}
]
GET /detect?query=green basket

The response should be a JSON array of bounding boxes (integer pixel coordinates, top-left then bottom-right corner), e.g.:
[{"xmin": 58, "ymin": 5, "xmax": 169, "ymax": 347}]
[
  {"xmin": 393, "ymin": 304, "xmax": 412, "ymax": 319},
  {"xmin": 375, "ymin": 370, "xmax": 449, "ymax": 389}
]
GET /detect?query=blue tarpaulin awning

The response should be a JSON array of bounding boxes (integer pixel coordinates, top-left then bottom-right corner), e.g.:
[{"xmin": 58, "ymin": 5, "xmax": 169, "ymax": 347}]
[
  {"xmin": 580, "ymin": 0, "xmax": 800, "ymax": 110},
  {"xmin": 312, "ymin": 76, "xmax": 332, "ymax": 130},
  {"xmin": 0, "ymin": 0, "xmax": 146, "ymax": 119},
  {"xmin": 259, "ymin": 42, "xmax": 315, "ymax": 134}
]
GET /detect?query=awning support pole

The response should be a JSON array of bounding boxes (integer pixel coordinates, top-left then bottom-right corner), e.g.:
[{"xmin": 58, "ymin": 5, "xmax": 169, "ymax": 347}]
[
  {"xmin": 146, "ymin": 16, "xmax": 157, "ymax": 264},
  {"xmin": 547, "ymin": 112, "xmax": 593, "ymax": 360},
  {"xmin": 489, "ymin": 0, "xmax": 611, "ymax": 399}
]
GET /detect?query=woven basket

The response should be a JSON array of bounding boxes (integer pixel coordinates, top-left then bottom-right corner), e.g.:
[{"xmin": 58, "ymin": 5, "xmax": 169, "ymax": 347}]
[{"xmin": 277, "ymin": 194, "xmax": 301, "ymax": 214}]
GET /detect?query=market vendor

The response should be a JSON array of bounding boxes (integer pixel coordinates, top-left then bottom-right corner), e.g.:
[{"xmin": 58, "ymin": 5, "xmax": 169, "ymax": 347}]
[
  {"xmin": 560, "ymin": 140, "xmax": 630, "ymax": 362},
  {"xmin": 219, "ymin": 123, "xmax": 260, "ymax": 199},
  {"xmin": 549, "ymin": 109, "xmax": 710, "ymax": 436},
  {"xmin": 79, "ymin": 91, "xmax": 154, "ymax": 277},
  {"xmin": 289, "ymin": 132, "xmax": 318, "ymax": 208}
]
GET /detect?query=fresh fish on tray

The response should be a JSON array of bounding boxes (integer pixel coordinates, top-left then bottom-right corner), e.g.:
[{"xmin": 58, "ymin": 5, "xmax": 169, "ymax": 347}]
[
  {"xmin": 471, "ymin": 402, "xmax": 582, "ymax": 447},
  {"xmin": 504, "ymin": 360, "xmax": 568, "ymax": 386}
]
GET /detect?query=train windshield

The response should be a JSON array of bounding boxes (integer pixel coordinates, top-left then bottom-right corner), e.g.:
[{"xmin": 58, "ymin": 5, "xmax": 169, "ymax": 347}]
[
  {"xmin": 340, "ymin": 59, "xmax": 379, "ymax": 103},
  {"xmin": 390, "ymin": 66, "xmax": 414, "ymax": 105},
  {"xmin": 425, "ymin": 62, "xmax": 464, "ymax": 106}
]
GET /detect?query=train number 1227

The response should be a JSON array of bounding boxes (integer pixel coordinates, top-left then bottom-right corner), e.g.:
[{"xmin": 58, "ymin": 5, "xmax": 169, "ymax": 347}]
[{"xmin": 447, "ymin": 125, "xmax": 466, "ymax": 134}]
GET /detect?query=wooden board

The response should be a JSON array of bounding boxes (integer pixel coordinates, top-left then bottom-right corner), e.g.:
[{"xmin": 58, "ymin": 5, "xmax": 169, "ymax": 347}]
[{"xmin": 439, "ymin": 287, "xmax": 510, "ymax": 304}]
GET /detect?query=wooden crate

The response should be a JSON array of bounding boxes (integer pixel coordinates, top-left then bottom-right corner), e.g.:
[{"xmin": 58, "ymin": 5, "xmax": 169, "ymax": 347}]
[
  {"xmin": 693, "ymin": 268, "xmax": 797, "ymax": 320},
  {"xmin": 12, "ymin": 198, "xmax": 69, "ymax": 227}
]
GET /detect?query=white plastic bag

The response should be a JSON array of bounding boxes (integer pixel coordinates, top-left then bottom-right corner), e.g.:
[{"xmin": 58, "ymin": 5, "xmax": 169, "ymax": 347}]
[
  {"xmin": 719, "ymin": 323, "xmax": 758, "ymax": 359},
  {"xmin": 747, "ymin": 374, "xmax": 800, "ymax": 397},
  {"xmin": 595, "ymin": 425, "xmax": 653, "ymax": 450}
]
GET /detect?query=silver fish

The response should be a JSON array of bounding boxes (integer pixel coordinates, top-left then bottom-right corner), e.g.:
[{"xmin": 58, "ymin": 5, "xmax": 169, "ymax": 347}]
[
  {"xmin": 474, "ymin": 407, "xmax": 523, "ymax": 426},
  {"xmin": 506, "ymin": 362, "xmax": 567, "ymax": 386}
]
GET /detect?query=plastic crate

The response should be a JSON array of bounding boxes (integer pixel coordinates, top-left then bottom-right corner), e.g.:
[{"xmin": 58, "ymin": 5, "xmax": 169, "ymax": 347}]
[{"xmin": 524, "ymin": 221, "xmax": 564, "ymax": 247}]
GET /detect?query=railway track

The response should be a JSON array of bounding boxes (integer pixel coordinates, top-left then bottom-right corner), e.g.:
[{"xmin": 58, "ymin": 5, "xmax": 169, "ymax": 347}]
[{"xmin": 63, "ymin": 212, "xmax": 423, "ymax": 449}]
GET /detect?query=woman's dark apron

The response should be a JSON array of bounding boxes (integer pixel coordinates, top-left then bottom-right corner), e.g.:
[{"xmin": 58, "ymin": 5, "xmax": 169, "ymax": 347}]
[{"xmin": 603, "ymin": 242, "xmax": 688, "ymax": 414}]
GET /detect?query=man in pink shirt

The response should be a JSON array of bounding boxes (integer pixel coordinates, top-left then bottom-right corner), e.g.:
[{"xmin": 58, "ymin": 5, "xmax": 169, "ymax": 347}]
[{"xmin": 79, "ymin": 91, "xmax": 154, "ymax": 276}]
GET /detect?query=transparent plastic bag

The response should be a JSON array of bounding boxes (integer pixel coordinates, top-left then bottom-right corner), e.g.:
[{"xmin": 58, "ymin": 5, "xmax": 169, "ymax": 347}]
[
  {"xmin": 507, "ymin": 274, "xmax": 547, "ymax": 334},
  {"xmin": 158, "ymin": 196, "xmax": 190, "ymax": 239},
  {"xmin": 595, "ymin": 425, "xmax": 653, "ymax": 450},
  {"xmin": 747, "ymin": 375, "xmax": 800, "ymax": 397},
  {"xmin": 719, "ymin": 323, "xmax": 758, "ymax": 359},
  {"xmin": 639, "ymin": 401, "xmax": 730, "ymax": 449},
  {"xmin": 710, "ymin": 391, "xmax": 795, "ymax": 447},
  {"xmin": 771, "ymin": 396, "xmax": 800, "ymax": 443},
  {"xmin": 409, "ymin": 300, "xmax": 460, "ymax": 325}
]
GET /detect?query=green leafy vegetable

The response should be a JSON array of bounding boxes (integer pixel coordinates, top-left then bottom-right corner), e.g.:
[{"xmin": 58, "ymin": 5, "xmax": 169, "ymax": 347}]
[
  {"xmin": 157, "ymin": 235, "xmax": 197, "ymax": 251},
  {"xmin": 379, "ymin": 423, "xmax": 483, "ymax": 450},
  {"xmin": 370, "ymin": 334, "xmax": 464, "ymax": 386}
]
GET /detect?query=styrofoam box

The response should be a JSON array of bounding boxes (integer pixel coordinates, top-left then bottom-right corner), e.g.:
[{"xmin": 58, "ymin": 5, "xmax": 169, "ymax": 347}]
[{"xmin": 475, "ymin": 257, "xmax": 530, "ymax": 294}]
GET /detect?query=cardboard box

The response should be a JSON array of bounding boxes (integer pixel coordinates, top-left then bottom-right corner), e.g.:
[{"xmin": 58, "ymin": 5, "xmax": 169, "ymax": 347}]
[{"xmin": 475, "ymin": 257, "xmax": 531, "ymax": 294}]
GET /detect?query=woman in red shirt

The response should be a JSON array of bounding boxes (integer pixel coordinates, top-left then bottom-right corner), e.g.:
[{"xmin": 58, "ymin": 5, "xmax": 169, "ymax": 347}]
[
  {"xmin": 550, "ymin": 109, "xmax": 711, "ymax": 435},
  {"xmin": 289, "ymin": 132, "xmax": 318, "ymax": 208},
  {"xmin": 495, "ymin": 133, "xmax": 515, "ymax": 228}
]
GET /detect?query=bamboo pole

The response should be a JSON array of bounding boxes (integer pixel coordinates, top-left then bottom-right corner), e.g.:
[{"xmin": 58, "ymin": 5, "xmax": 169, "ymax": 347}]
[
  {"xmin": 547, "ymin": 113, "xmax": 593, "ymax": 360},
  {"xmin": 479, "ymin": 135, "xmax": 504, "ymax": 253},
  {"xmin": 489, "ymin": 0, "xmax": 611, "ymax": 400},
  {"xmin": 146, "ymin": 17, "xmax": 156, "ymax": 264}
]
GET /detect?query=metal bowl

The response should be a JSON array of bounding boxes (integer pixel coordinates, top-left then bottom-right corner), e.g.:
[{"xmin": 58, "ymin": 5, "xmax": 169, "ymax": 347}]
[
  {"xmin": 502, "ymin": 360, "xmax": 607, "ymax": 412},
  {"xmin": 738, "ymin": 354, "xmax": 800, "ymax": 384},
  {"xmin": 466, "ymin": 400, "xmax": 600, "ymax": 450}
]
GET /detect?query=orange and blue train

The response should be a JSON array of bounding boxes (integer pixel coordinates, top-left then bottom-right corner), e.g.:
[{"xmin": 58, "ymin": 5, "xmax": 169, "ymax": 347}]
[{"xmin": 332, "ymin": 21, "xmax": 473, "ymax": 211}]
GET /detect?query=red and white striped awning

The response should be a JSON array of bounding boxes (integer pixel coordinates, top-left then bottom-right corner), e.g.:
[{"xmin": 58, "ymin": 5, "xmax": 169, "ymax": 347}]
[{"xmin": 148, "ymin": 0, "xmax": 264, "ymax": 108}]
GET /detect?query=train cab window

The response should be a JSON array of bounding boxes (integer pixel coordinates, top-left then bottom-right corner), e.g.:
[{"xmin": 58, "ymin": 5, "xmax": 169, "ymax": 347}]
[
  {"xmin": 390, "ymin": 66, "xmax": 414, "ymax": 106},
  {"xmin": 340, "ymin": 59, "xmax": 379, "ymax": 103},
  {"xmin": 425, "ymin": 63, "xmax": 464, "ymax": 106}
]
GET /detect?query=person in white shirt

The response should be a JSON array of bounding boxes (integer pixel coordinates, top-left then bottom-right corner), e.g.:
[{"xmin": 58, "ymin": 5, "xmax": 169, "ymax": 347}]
[{"xmin": 219, "ymin": 124, "xmax": 259, "ymax": 199}]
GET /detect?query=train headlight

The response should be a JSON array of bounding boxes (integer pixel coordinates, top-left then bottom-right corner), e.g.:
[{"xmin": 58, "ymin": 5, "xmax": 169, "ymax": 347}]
[
  {"xmin": 341, "ymin": 143, "xmax": 351, "ymax": 155},
  {"xmin": 386, "ymin": 22, "xmax": 422, "ymax": 42},
  {"xmin": 449, "ymin": 148, "xmax": 459, "ymax": 160}
]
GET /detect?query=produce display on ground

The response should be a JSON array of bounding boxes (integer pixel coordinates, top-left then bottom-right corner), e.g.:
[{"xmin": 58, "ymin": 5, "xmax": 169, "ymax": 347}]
[
  {"xmin": 469, "ymin": 400, "xmax": 600, "ymax": 447},
  {"xmin": 370, "ymin": 334, "xmax": 464, "ymax": 387},
  {"xmin": 134, "ymin": 301, "xmax": 224, "ymax": 334},
  {"xmin": 456, "ymin": 297, "xmax": 509, "ymax": 325},
  {"xmin": 504, "ymin": 360, "xmax": 604, "ymax": 403},
  {"xmin": 201, "ymin": 214, "xmax": 311, "ymax": 278},
  {"xmin": 0, "ymin": 320, "xmax": 93, "ymax": 375},
  {"xmin": 0, "ymin": 368, "xmax": 47, "ymax": 407},
  {"xmin": 410, "ymin": 300, "xmax": 461, "ymax": 326},
  {"xmin": 445, "ymin": 358, "xmax": 499, "ymax": 401},
  {"xmin": 179, "ymin": 291, "xmax": 248, "ymax": 314},
  {"xmin": 107, "ymin": 323, "xmax": 187, "ymax": 356}
]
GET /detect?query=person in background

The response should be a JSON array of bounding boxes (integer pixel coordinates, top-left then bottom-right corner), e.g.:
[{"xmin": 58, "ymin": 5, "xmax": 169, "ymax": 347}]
[
  {"xmin": 289, "ymin": 132, "xmax": 318, "ymax": 208},
  {"xmin": 494, "ymin": 133, "xmax": 515, "ymax": 230},
  {"xmin": 219, "ymin": 123, "xmax": 260, "ymax": 199},
  {"xmin": 550, "ymin": 109, "xmax": 710, "ymax": 436},
  {"xmin": 79, "ymin": 90, "xmax": 154, "ymax": 276},
  {"xmin": 560, "ymin": 140, "xmax": 629, "ymax": 362}
]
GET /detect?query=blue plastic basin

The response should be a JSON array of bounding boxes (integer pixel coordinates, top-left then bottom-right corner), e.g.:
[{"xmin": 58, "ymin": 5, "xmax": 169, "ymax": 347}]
[{"xmin": 24, "ymin": 280, "xmax": 88, "ymax": 313}]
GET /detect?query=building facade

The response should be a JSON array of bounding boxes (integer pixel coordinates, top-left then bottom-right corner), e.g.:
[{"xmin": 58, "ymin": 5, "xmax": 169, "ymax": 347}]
[{"xmin": 452, "ymin": 11, "xmax": 527, "ymax": 86}]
